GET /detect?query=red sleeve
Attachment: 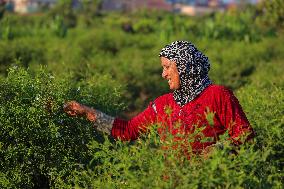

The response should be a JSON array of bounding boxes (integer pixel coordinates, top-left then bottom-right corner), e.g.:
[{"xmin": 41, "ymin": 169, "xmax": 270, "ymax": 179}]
[
  {"xmin": 217, "ymin": 87, "xmax": 255, "ymax": 145},
  {"xmin": 111, "ymin": 102, "xmax": 157, "ymax": 141}
]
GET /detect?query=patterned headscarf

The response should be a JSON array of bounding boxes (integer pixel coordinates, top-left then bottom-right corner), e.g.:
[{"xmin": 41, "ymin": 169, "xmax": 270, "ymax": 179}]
[{"xmin": 159, "ymin": 41, "xmax": 212, "ymax": 106}]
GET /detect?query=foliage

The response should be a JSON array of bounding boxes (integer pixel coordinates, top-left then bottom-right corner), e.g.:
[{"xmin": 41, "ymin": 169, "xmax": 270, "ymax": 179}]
[
  {"xmin": 0, "ymin": 40, "xmax": 46, "ymax": 74},
  {"xmin": 0, "ymin": 3, "xmax": 283, "ymax": 188},
  {"xmin": 197, "ymin": 10, "xmax": 261, "ymax": 42},
  {"xmin": 78, "ymin": 0, "xmax": 103, "ymax": 27},
  {"xmin": 256, "ymin": 0, "xmax": 284, "ymax": 29},
  {"xmin": 0, "ymin": 66, "xmax": 124, "ymax": 188},
  {"xmin": 132, "ymin": 18, "xmax": 156, "ymax": 34},
  {"xmin": 0, "ymin": 1, "xmax": 6, "ymax": 20},
  {"xmin": 48, "ymin": 0, "xmax": 77, "ymax": 28}
]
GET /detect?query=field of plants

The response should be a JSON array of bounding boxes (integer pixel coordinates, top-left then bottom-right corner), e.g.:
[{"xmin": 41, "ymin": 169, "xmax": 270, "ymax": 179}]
[{"xmin": 0, "ymin": 1, "xmax": 283, "ymax": 188}]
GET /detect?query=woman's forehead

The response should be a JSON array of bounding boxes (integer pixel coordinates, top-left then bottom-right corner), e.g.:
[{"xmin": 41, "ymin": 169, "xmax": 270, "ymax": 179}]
[{"xmin": 160, "ymin": 57, "xmax": 174, "ymax": 65}]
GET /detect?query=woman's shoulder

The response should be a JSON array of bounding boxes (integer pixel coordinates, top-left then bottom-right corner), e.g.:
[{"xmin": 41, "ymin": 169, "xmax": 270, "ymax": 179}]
[
  {"xmin": 205, "ymin": 84, "xmax": 236, "ymax": 101},
  {"xmin": 206, "ymin": 84, "xmax": 233, "ymax": 94}
]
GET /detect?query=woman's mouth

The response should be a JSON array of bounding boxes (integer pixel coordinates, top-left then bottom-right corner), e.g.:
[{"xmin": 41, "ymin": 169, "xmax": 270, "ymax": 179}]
[{"xmin": 168, "ymin": 79, "xmax": 171, "ymax": 85}]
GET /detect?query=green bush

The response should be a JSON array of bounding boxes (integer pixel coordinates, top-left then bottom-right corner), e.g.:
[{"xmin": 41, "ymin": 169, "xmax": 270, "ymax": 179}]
[
  {"xmin": 48, "ymin": 0, "xmax": 77, "ymax": 28},
  {"xmin": 0, "ymin": 41, "xmax": 46, "ymax": 74},
  {"xmin": 0, "ymin": 66, "xmax": 124, "ymax": 188},
  {"xmin": 132, "ymin": 18, "xmax": 156, "ymax": 34},
  {"xmin": 0, "ymin": 15, "xmax": 50, "ymax": 39},
  {"xmin": 195, "ymin": 10, "xmax": 262, "ymax": 42},
  {"xmin": 256, "ymin": 0, "xmax": 284, "ymax": 29},
  {"xmin": 50, "ymin": 15, "xmax": 68, "ymax": 38}
]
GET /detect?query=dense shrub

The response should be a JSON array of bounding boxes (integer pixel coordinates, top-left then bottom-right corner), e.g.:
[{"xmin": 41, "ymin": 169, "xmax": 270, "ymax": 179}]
[
  {"xmin": 48, "ymin": 0, "xmax": 77, "ymax": 28},
  {"xmin": 0, "ymin": 15, "xmax": 49, "ymax": 39},
  {"xmin": 132, "ymin": 18, "xmax": 156, "ymax": 34},
  {"xmin": 256, "ymin": 0, "xmax": 284, "ymax": 29},
  {"xmin": 204, "ymin": 36, "xmax": 284, "ymax": 90},
  {"xmin": 49, "ymin": 15, "xmax": 68, "ymax": 38},
  {"xmin": 0, "ymin": 41, "xmax": 46, "ymax": 74},
  {"xmin": 0, "ymin": 67, "xmax": 124, "ymax": 188},
  {"xmin": 190, "ymin": 10, "xmax": 260, "ymax": 41}
]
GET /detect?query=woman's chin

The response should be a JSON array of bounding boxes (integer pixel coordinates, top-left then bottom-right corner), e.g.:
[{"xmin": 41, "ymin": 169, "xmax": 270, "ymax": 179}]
[
  {"xmin": 169, "ymin": 86, "xmax": 175, "ymax": 91},
  {"xmin": 169, "ymin": 85, "xmax": 180, "ymax": 90}
]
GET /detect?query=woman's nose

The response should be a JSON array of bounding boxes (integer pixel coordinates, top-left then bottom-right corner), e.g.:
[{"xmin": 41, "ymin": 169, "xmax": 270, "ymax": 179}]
[{"xmin": 162, "ymin": 69, "xmax": 167, "ymax": 78}]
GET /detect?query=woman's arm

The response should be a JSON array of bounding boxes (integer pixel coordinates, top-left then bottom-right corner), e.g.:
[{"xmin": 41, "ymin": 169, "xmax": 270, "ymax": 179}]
[
  {"xmin": 64, "ymin": 101, "xmax": 157, "ymax": 140},
  {"xmin": 64, "ymin": 101, "xmax": 114, "ymax": 134},
  {"xmin": 111, "ymin": 102, "xmax": 157, "ymax": 140}
]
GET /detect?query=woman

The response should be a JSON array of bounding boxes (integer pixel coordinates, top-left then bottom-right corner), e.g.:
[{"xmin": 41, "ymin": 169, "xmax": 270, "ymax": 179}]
[{"xmin": 64, "ymin": 41, "xmax": 254, "ymax": 153}]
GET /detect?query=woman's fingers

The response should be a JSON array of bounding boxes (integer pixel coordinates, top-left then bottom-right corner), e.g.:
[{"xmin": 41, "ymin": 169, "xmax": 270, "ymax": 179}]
[
  {"xmin": 64, "ymin": 101, "xmax": 73, "ymax": 110},
  {"xmin": 64, "ymin": 101, "xmax": 96, "ymax": 122},
  {"xmin": 66, "ymin": 110, "xmax": 77, "ymax": 116},
  {"xmin": 64, "ymin": 101, "xmax": 84, "ymax": 115}
]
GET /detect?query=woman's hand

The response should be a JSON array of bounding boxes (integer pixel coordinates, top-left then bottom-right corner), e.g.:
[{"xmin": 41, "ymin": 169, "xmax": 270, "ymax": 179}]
[
  {"xmin": 64, "ymin": 101, "xmax": 97, "ymax": 122},
  {"xmin": 63, "ymin": 101, "xmax": 85, "ymax": 117}
]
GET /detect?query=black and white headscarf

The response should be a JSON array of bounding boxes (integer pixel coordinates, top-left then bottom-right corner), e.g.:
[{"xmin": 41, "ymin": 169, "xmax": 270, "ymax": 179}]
[{"xmin": 159, "ymin": 41, "xmax": 212, "ymax": 106}]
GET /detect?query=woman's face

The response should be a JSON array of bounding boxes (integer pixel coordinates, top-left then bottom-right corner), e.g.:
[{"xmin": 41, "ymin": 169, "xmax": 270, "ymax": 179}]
[{"xmin": 160, "ymin": 57, "xmax": 180, "ymax": 90}]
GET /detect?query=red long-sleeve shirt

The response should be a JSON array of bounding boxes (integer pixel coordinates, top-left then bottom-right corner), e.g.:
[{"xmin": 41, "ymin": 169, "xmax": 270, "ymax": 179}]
[{"xmin": 111, "ymin": 84, "xmax": 254, "ymax": 152}]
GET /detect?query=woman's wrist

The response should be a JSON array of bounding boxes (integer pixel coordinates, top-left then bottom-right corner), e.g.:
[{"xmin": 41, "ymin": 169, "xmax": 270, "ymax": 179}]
[
  {"xmin": 82, "ymin": 105, "xmax": 97, "ymax": 122},
  {"xmin": 64, "ymin": 101, "xmax": 114, "ymax": 134},
  {"xmin": 93, "ymin": 110, "xmax": 114, "ymax": 135}
]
